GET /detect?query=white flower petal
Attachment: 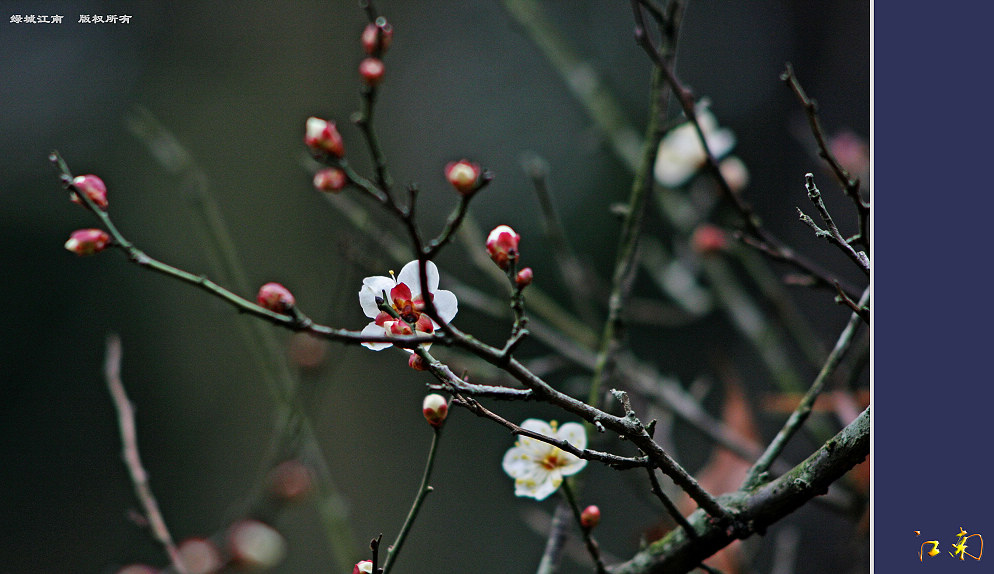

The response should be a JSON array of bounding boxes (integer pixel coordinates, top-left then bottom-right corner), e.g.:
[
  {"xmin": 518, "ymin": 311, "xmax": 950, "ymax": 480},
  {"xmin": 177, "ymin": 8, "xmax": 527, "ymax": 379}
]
[
  {"xmin": 359, "ymin": 275, "xmax": 396, "ymax": 319},
  {"xmin": 557, "ymin": 455, "xmax": 588, "ymax": 478},
  {"xmin": 555, "ymin": 422, "xmax": 588, "ymax": 450},
  {"xmin": 513, "ymin": 465, "xmax": 553, "ymax": 499},
  {"xmin": 432, "ymin": 289, "xmax": 459, "ymax": 323},
  {"xmin": 360, "ymin": 322, "xmax": 392, "ymax": 351},
  {"xmin": 502, "ymin": 446, "xmax": 537, "ymax": 479},
  {"xmin": 396, "ymin": 260, "xmax": 440, "ymax": 296},
  {"xmin": 525, "ymin": 470, "xmax": 561, "ymax": 501},
  {"xmin": 520, "ymin": 419, "xmax": 555, "ymax": 436}
]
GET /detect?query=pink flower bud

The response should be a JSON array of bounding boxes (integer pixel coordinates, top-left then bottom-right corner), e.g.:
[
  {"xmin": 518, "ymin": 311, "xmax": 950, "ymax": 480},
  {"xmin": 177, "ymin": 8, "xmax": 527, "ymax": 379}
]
[
  {"xmin": 580, "ymin": 505, "xmax": 601, "ymax": 529},
  {"xmin": 691, "ymin": 224, "xmax": 727, "ymax": 255},
  {"xmin": 353, "ymin": 560, "xmax": 374, "ymax": 574},
  {"xmin": 445, "ymin": 160, "xmax": 482, "ymax": 195},
  {"xmin": 177, "ymin": 537, "xmax": 223, "ymax": 574},
  {"xmin": 486, "ymin": 225, "xmax": 520, "ymax": 270},
  {"xmin": 359, "ymin": 58, "xmax": 385, "ymax": 87},
  {"xmin": 408, "ymin": 353, "xmax": 428, "ymax": 371},
  {"xmin": 268, "ymin": 459, "xmax": 315, "ymax": 502},
  {"xmin": 313, "ymin": 167, "xmax": 347, "ymax": 192},
  {"xmin": 422, "ymin": 393, "xmax": 448, "ymax": 427},
  {"xmin": 70, "ymin": 174, "xmax": 108, "ymax": 209},
  {"xmin": 515, "ymin": 267, "xmax": 533, "ymax": 287},
  {"xmin": 227, "ymin": 519, "xmax": 287, "ymax": 570},
  {"xmin": 257, "ymin": 282, "xmax": 295, "ymax": 313},
  {"xmin": 305, "ymin": 117, "xmax": 345, "ymax": 158},
  {"xmin": 64, "ymin": 228, "xmax": 110, "ymax": 256},
  {"xmin": 361, "ymin": 20, "xmax": 393, "ymax": 55}
]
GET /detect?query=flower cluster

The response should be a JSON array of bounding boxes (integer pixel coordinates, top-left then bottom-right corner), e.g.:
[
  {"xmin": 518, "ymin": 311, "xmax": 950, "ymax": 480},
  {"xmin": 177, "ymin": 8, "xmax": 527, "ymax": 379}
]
[{"xmin": 358, "ymin": 260, "xmax": 458, "ymax": 351}]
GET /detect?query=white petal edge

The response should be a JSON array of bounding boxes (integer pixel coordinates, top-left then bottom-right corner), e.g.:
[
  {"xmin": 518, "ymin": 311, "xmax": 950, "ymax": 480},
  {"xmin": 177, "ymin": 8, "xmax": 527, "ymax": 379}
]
[
  {"xmin": 555, "ymin": 422, "xmax": 588, "ymax": 450},
  {"xmin": 360, "ymin": 322, "xmax": 392, "ymax": 351},
  {"xmin": 396, "ymin": 260, "xmax": 439, "ymax": 296}
]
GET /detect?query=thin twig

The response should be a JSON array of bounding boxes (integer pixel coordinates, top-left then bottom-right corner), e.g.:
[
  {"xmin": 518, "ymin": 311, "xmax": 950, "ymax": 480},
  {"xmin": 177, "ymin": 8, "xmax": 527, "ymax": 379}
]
[
  {"xmin": 645, "ymin": 467, "xmax": 697, "ymax": 540},
  {"xmin": 560, "ymin": 480, "xmax": 608, "ymax": 574},
  {"xmin": 104, "ymin": 334, "xmax": 187, "ymax": 574},
  {"xmin": 800, "ymin": 174, "xmax": 870, "ymax": 274},
  {"xmin": 450, "ymin": 394, "xmax": 649, "ymax": 470},
  {"xmin": 742, "ymin": 287, "xmax": 870, "ymax": 489},
  {"xmin": 781, "ymin": 63, "xmax": 870, "ymax": 250},
  {"xmin": 382, "ymin": 427, "xmax": 441, "ymax": 573}
]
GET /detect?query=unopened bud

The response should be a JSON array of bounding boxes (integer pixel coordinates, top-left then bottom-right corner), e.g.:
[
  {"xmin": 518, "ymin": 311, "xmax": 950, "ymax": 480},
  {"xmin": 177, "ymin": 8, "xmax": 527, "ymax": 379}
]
[
  {"xmin": 268, "ymin": 459, "xmax": 315, "ymax": 502},
  {"xmin": 408, "ymin": 353, "xmax": 427, "ymax": 371},
  {"xmin": 65, "ymin": 228, "xmax": 110, "ymax": 256},
  {"xmin": 422, "ymin": 393, "xmax": 448, "ymax": 427},
  {"xmin": 70, "ymin": 174, "xmax": 109, "ymax": 209},
  {"xmin": 353, "ymin": 560, "xmax": 373, "ymax": 574},
  {"xmin": 305, "ymin": 117, "xmax": 345, "ymax": 158},
  {"xmin": 257, "ymin": 282, "xmax": 295, "ymax": 314},
  {"xmin": 177, "ymin": 537, "xmax": 223, "ymax": 574},
  {"xmin": 486, "ymin": 225, "xmax": 520, "ymax": 270},
  {"xmin": 361, "ymin": 19, "xmax": 393, "ymax": 55},
  {"xmin": 313, "ymin": 167, "xmax": 347, "ymax": 192},
  {"xmin": 445, "ymin": 160, "xmax": 482, "ymax": 195},
  {"xmin": 359, "ymin": 58, "xmax": 385, "ymax": 87},
  {"xmin": 691, "ymin": 224, "xmax": 727, "ymax": 255},
  {"xmin": 515, "ymin": 267, "xmax": 533, "ymax": 287},
  {"xmin": 227, "ymin": 519, "xmax": 287, "ymax": 570},
  {"xmin": 580, "ymin": 505, "xmax": 601, "ymax": 529}
]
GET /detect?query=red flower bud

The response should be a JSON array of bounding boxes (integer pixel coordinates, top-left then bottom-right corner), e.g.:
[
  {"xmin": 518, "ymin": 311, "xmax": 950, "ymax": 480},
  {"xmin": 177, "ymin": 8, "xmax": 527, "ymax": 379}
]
[
  {"xmin": 70, "ymin": 174, "xmax": 108, "ymax": 209},
  {"xmin": 256, "ymin": 282, "xmax": 295, "ymax": 314},
  {"xmin": 580, "ymin": 505, "xmax": 601, "ymax": 529},
  {"xmin": 359, "ymin": 57, "xmax": 385, "ymax": 87},
  {"xmin": 408, "ymin": 353, "xmax": 428, "ymax": 371},
  {"xmin": 305, "ymin": 117, "xmax": 345, "ymax": 158},
  {"xmin": 422, "ymin": 393, "xmax": 448, "ymax": 426},
  {"xmin": 515, "ymin": 267, "xmax": 533, "ymax": 287},
  {"xmin": 486, "ymin": 225, "xmax": 520, "ymax": 270},
  {"xmin": 65, "ymin": 228, "xmax": 110, "ymax": 255},
  {"xmin": 361, "ymin": 20, "xmax": 393, "ymax": 55},
  {"xmin": 691, "ymin": 224, "xmax": 727, "ymax": 255},
  {"xmin": 354, "ymin": 560, "xmax": 373, "ymax": 574},
  {"xmin": 445, "ymin": 160, "xmax": 482, "ymax": 195},
  {"xmin": 313, "ymin": 167, "xmax": 347, "ymax": 192}
]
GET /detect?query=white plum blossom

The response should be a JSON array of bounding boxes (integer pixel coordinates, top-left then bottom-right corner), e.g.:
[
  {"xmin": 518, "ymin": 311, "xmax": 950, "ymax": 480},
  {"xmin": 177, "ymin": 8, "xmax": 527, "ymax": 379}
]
[
  {"xmin": 654, "ymin": 102, "xmax": 736, "ymax": 188},
  {"xmin": 502, "ymin": 419, "xmax": 588, "ymax": 501},
  {"xmin": 357, "ymin": 260, "xmax": 458, "ymax": 351}
]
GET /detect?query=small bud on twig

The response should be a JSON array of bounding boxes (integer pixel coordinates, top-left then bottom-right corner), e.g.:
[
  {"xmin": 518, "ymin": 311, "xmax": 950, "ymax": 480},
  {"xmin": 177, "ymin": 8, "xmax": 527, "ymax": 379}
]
[
  {"xmin": 64, "ymin": 228, "xmax": 110, "ymax": 255},
  {"xmin": 445, "ymin": 159, "xmax": 483, "ymax": 195},
  {"xmin": 313, "ymin": 167, "xmax": 347, "ymax": 192},
  {"xmin": 580, "ymin": 505, "xmax": 601, "ymax": 529},
  {"xmin": 422, "ymin": 393, "xmax": 449, "ymax": 427},
  {"xmin": 359, "ymin": 57, "xmax": 385, "ymax": 87},
  {"xmin": 70, "ymin": 174, "xmax": 109, "ymax": 210},
  {"xmin": 305, "ymin": 117, "xmax": 345, "ymax": 158},
  {"xmin": 486, "ymin": 225, "xmax": 520, "ymax": 270},
  {"xmin": 256, "ymin": 282, "xmax": 295, "ymax": 314}
]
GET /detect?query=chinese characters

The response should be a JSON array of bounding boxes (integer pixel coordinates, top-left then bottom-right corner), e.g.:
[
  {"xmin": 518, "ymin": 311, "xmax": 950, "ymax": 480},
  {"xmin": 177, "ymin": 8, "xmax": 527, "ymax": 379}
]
[{"xmin": 917, "ymin": 528, "xmax": 983, "ymax": 562}]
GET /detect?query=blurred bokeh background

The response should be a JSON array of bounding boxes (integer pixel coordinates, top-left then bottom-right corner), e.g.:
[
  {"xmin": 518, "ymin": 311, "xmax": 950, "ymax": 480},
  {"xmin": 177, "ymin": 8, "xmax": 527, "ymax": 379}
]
[{"xmin": 1, "ymin": 1, "xmax": 868, "ymax": 572}]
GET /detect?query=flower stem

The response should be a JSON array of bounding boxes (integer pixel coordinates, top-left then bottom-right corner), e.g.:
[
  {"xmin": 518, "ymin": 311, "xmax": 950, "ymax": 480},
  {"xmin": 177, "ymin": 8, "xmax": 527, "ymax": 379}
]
[{"xmin": 382, "ymin": 426, "xmax": 442, "ymax": 573}]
